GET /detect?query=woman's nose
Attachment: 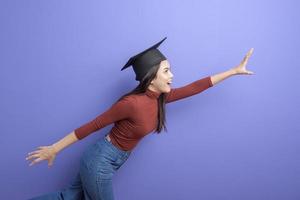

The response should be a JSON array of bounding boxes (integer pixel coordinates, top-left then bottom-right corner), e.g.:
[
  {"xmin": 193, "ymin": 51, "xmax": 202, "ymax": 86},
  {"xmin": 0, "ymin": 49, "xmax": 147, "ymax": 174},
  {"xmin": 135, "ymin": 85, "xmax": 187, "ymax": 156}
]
[{"xmin": 170, "ymin": 72, "xmax": 174, "ymax": 78}]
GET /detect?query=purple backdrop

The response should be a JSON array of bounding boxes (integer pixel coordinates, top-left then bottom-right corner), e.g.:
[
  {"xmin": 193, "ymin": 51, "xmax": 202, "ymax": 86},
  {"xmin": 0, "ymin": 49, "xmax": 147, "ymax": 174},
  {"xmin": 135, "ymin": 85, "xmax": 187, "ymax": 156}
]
[{"xmin": 1, "ymin": 0, "xmax": 299, "ymax": 199}]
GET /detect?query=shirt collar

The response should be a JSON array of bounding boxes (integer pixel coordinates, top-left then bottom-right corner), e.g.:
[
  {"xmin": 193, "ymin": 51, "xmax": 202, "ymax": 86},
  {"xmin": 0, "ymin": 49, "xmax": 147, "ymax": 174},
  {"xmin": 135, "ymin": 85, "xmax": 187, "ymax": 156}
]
[{"xmin": 145, "ymin": 88, "xmax": 161, "ymax": 99}]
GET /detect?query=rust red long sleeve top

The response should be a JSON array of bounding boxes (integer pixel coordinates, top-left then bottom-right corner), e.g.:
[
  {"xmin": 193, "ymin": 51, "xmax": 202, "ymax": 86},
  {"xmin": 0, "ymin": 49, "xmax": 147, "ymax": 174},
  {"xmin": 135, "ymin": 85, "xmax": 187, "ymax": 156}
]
[{"xmin": 74, "ymin": 76, "xmax": 213, "ymax": 151}]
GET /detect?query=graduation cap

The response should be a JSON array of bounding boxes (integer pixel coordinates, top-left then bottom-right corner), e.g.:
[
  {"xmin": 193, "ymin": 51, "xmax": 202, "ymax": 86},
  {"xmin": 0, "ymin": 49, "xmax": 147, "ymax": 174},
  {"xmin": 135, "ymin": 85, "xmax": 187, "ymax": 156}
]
[{"xmin": 121, "ymin": 37, "xmax": 167, "ymax": 81}]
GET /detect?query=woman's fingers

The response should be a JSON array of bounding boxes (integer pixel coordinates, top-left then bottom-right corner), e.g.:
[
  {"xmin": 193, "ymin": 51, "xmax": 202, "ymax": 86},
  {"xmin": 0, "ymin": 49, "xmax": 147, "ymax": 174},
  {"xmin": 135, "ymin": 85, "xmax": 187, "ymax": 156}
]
[
  {"xmin": 242, "ymin": 48, "xmax": 254, "ymax": 64},
  {"xmin": 246, "ymin": 48, "xmax": 254, "ymax": 58},
  {"xmin": 248, "ymin": 48, "xmax": 254, "ymax": 55},
  {"xmin": 26, "ymin": 146, "xmax": 46, "ymax": 157},
  {"xmin": 26, "ymin": 151, "xmax": 41, "ymax": 160},
  {"xmin": 48, "ymin": 157, "xmax": 55, "ymax": 167},
  {"xmin": 26, "ymin": 153, "xmax": 41, "ymax": 160},
  {"xmin": 26, "ymin": 149, "xmax": 46, "ymax": 160},
  {"xmin": 26, "ymin": 145, "xmax": 57, "ymax": 167},
  {"xmin": 233, "ymin": 48, "xmax": 254, "ymax": 75},
  {"xmin": 246, "ymin": 48, "xmax": 254, "ymax": 56},
  {"xmin": 246, "ymin": 70, "xmax": 254, "ymax": 75},
  {"xmin": 241, "ymin": 55, "xmax": 248, "ymax": 66},
  {"xmin": 26, "ymin": 153, "xmax": 55, "ymax": 167},
  {"xmin": 245, "ymin": 48, "xmax": 254, "ymax": 62},
  {"xmin": 29, "ymin": 157, "xmax": 44, "ymax": 166},
  {"xmin": 27, "ymin": 150, "xmax": 41, "ymax": 156}
]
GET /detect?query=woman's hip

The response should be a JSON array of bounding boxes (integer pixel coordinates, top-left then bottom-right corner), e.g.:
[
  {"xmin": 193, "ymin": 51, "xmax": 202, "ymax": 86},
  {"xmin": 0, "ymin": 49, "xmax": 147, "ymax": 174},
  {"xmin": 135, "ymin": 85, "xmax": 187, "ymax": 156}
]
[{"xmin": 79, "ymin": 135, "xmax": 131, "ymax": 178}]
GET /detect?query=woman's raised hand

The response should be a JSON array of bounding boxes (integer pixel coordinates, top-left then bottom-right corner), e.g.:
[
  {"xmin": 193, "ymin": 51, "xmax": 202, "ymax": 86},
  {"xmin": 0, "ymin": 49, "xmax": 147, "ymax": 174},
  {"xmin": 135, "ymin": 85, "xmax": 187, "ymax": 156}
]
[
  {"xmin": 233, "ymin": 48, "xmax": 255, "ymax": 75},
  {"xmin": 26, "ymin": 145, "xmax": 57, "ymax": 168}
]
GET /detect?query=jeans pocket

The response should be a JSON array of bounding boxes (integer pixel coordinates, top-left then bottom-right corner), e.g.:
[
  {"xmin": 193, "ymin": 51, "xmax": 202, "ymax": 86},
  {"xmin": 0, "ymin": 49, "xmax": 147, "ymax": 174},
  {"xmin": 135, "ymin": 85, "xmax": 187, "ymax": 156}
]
[{"xmin": 113, "ymin": 153, "xmax": 130, "ymax": 170}]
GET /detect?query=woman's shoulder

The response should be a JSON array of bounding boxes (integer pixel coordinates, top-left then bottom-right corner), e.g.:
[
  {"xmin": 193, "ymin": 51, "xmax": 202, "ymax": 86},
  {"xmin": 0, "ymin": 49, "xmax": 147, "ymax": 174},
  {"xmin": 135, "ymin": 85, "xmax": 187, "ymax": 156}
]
[
  {"xmin": 118, "ymin": 93, "xmax": 146, "ymax": 104},
  {"xmin": 117, "ymin": 94, "xmax": 138, "ymax": 104}
]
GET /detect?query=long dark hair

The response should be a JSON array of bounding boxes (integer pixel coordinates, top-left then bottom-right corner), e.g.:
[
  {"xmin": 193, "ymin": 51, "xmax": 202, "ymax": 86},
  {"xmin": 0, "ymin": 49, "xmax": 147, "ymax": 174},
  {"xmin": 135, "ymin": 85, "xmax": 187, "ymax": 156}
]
[{"xmin": 117, "ymin": 63, "xmax": 168, "ymax": 133}]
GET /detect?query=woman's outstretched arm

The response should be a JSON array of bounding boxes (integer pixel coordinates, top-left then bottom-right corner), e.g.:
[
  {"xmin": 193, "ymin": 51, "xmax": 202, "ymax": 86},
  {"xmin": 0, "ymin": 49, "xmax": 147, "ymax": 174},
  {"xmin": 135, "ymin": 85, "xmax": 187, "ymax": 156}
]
[
  {"xmin": 26, "ymin": 95, "xmax": 135, "ymax": 168},
  {"xmin": 165, "ymin": 48, "xmax": 254, "ymax": 103},
  {"xmin": 211, "ymin": 48, "xmax": 254, "ymax": 86},
  {"xmin": 26, "ymin": 131, "xmax": 78, "ymax": 168}
]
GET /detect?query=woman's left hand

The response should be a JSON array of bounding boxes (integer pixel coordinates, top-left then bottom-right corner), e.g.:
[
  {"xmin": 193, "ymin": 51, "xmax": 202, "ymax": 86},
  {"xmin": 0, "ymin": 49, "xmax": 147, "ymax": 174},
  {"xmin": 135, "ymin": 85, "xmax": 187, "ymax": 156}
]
[{"xmin": 232, "ymin": 48, "xmax": 254, "ymax": 75}]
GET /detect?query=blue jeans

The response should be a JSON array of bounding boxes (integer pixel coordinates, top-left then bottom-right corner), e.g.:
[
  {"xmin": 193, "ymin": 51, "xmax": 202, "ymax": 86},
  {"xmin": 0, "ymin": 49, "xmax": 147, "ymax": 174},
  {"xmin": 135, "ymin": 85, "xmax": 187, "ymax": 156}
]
[{"xmin": 29, "ymin": 134, "xmax": 132, "ymax": 200}]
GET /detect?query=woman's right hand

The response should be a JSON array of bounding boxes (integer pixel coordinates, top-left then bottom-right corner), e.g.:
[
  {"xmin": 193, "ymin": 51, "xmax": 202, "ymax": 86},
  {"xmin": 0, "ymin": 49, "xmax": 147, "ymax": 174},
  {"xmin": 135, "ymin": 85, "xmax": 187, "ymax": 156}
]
[{"xmin": 26, "ymin": 145, "xmax": 57, "ymax": 168}]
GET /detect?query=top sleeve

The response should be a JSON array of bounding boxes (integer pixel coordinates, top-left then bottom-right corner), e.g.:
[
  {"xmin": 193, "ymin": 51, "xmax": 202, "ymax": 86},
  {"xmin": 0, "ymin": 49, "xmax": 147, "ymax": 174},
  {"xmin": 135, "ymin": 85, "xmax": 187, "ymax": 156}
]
[
  {"xmin": 165, "ymin": 76, "xmax": 213, "ymax": 104},
  {"xmin": 74, "ymin": 96, "xmax": 135, "ymax": 140}
]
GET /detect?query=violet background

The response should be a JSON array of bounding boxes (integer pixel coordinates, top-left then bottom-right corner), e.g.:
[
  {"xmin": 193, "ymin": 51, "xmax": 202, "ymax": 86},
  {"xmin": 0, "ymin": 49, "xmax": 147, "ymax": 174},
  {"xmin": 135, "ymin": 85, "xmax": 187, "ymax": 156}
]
[{"xmin": 1, "ymin": 0, "xmax": 299, "ymax": 199}]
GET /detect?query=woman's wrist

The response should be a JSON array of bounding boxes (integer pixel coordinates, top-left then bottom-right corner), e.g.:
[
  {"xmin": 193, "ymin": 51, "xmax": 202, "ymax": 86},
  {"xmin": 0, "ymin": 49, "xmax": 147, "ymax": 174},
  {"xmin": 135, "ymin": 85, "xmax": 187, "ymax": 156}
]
[{"xmin": 51, "ymin": 144, "xmax": 59, "ymax": 154}]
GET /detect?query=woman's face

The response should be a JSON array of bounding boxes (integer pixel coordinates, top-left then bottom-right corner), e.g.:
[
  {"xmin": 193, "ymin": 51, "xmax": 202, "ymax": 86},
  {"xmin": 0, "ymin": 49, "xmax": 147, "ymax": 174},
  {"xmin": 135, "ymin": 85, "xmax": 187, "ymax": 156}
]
[{"xmin": 149, "ymin": 60, "xmax": 174, "ymax": 93}]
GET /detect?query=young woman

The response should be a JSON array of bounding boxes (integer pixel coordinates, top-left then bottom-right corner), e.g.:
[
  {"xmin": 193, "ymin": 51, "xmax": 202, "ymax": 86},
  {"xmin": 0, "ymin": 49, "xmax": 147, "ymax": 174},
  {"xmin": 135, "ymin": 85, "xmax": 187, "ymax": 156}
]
[{"xmin": 26, "ymin": 37, "xmax": 254, "ymax": 200}]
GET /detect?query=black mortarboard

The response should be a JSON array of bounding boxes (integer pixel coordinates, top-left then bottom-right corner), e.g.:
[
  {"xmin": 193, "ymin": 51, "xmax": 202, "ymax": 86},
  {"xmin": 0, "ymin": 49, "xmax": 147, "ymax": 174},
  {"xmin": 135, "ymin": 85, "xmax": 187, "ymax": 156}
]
[{"xmin": 121, "ymin": 37, "xmax": 167, "ymax": 81}]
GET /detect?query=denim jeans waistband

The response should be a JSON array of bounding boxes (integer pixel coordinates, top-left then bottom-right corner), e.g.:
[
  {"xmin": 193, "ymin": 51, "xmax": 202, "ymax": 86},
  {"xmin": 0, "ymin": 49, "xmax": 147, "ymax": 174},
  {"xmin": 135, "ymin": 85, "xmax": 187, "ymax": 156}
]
[{"xmin": 103, "ymin": 134, "xmax": 132, "ymax": 156}]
